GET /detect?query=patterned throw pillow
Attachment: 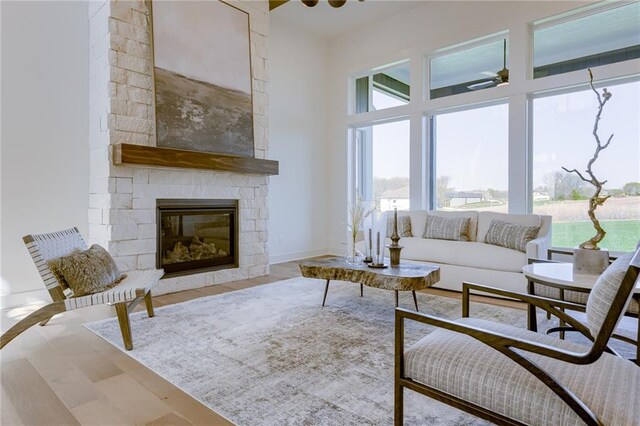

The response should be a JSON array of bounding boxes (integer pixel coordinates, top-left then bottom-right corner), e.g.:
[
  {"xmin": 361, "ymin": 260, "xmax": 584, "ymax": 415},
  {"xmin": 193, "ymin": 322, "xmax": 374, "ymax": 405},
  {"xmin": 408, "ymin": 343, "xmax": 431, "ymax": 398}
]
[
  {"xmin": 422, "ymin": 216, "xmax": 471, "ymax": 241},
  {"xmin": 386, "ymin": 215, "xmax": 412, "ymax": 237},
  {"xmin": 48, "ymin": 245, "xmax": 127, "ymax": 297},
  {"xmin": 484, "ymin": 219, "xmax": 540, "ymax": 252}
]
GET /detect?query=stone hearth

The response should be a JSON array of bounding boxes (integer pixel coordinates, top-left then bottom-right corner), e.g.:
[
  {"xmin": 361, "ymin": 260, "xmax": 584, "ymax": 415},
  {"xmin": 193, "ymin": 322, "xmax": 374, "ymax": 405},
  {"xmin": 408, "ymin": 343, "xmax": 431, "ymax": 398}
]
[{"xmin": 87, "ymin": 0, "xmax": 270, "ymax": 295}]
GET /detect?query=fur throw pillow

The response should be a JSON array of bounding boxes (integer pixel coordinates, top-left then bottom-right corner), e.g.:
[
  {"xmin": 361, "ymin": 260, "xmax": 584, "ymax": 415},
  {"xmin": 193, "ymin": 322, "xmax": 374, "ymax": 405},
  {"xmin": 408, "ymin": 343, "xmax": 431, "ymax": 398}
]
[{"xmin": 48, "ymin": 245, "xmax": 126, "ymax": 297}]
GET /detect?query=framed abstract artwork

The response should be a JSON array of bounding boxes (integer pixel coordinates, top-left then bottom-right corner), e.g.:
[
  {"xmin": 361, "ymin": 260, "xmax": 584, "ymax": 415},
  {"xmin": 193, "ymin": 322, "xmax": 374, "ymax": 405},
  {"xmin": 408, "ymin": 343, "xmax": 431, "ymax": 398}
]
[{"xmin": 151, "ymin": 1, "xmax": 254, "ymax": 157}]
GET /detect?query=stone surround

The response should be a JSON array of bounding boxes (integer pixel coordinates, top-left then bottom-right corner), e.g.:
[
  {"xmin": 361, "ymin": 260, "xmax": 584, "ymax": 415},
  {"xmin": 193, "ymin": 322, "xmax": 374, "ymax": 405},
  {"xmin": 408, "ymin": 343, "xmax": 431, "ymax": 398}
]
[{"xmin": 88, "ymin": 0, "xmax": 270, "ymax": 295}]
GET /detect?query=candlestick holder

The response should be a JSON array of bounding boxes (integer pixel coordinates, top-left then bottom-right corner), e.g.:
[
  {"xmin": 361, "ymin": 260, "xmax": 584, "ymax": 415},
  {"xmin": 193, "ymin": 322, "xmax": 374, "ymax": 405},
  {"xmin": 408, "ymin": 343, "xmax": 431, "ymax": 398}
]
[{"xmin": 386, "ymin": 207, "xmax": 403, "ymax": 267}]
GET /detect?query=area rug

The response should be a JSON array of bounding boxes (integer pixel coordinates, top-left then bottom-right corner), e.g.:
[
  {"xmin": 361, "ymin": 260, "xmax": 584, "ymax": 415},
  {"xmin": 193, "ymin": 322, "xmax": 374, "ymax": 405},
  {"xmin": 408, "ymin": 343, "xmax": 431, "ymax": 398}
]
[{"xmin": 85, "ymin": 277, "xmax": 626, "ymax": 426}]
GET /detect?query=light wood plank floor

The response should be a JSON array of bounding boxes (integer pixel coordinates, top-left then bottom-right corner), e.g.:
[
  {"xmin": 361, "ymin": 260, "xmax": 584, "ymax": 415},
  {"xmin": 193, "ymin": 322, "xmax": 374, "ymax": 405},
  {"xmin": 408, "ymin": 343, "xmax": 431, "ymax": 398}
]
[{"xmin": 0, "ymin": 258, "xmax": 525, "ymax": 425}]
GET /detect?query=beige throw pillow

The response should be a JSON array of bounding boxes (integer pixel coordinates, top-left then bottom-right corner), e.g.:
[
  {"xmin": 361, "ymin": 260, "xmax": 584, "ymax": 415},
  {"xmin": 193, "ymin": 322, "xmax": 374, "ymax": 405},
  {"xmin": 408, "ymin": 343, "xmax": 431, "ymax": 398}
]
[
  {"xmin": 48, "ymin": 245, "xmax": 127, "ymax": 297},
  {"xmin": 386, "ymin": 215, "xmax": 412, "ymax": 237},
  {"xmin": 422, "ymin": 216, "xmax": 470, "ymax": 241},
  {"xmin": 484, "ymin": 220, "xmax": 540, "ymax": 252}
]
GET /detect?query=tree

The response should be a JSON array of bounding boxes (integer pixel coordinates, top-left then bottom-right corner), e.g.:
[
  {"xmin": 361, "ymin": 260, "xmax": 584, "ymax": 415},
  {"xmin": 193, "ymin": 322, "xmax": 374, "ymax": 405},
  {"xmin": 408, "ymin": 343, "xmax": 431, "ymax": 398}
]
[
  {"xmin": 435, "ymin": 176, "xmax": 452, "ymax": 207},
  {"xmin": 543, "ymin": 170, "xmax": 586, "ymax": 200},
  {"xmin": 623, "ymin": 182, "xmax": 640, "ymax": 196}
]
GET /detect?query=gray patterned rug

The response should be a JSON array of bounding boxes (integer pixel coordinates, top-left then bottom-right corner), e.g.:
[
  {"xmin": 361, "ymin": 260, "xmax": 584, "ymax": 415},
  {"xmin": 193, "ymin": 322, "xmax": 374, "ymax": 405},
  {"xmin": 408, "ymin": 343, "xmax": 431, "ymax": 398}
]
[{"xmin": 85, "ymin": 277, "xmax": 626, "ymax": 426}]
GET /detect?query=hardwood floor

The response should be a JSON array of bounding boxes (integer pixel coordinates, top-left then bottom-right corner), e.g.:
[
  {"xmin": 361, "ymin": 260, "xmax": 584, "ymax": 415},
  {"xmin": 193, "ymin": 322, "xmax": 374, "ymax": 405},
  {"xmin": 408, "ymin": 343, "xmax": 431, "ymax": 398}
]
[{"xmin": 0, "ymin": 258, "xmax": 525, "ymax": 425}]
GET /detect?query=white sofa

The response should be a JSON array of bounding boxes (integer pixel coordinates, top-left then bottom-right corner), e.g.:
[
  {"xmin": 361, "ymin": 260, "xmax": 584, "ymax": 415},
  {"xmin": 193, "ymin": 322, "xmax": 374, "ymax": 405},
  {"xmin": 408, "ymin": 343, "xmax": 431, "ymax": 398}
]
[{"xmin": 358, "ymin": 210, "xmax": 552, "ymax": 294}]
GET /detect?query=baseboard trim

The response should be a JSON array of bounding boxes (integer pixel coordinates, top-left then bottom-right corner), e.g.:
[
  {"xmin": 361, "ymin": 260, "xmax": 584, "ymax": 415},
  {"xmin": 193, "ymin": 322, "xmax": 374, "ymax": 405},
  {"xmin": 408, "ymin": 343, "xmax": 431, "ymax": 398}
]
[{"xmin": 269, "ymin": 248, "xmax": 332, "ymax": 265}]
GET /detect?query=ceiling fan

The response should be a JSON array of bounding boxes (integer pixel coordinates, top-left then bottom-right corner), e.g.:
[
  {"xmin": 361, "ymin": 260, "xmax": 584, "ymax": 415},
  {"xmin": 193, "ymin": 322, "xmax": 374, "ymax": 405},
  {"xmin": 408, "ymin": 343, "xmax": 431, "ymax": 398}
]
[
  {"xmin": 270, "ymin": 0, "xmax": 364, "ymax": 10},
  {"xmin": 467, "ymin": 39, "xmax": 509, "ymax": 91}
]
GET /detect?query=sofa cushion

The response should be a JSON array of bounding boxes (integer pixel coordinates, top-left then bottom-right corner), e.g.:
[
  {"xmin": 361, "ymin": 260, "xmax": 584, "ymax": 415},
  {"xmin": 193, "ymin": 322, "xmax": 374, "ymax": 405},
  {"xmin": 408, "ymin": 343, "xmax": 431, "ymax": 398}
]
[
  {"xmin": 485, "ymin": 219, "xmax": 540, "ymax": 252},
  {"xmin": 427, "ymin": 211, "xmax": 479, "ymax": 241},
  {"xmin": 422, "ymin": 215, "xmax": 470, "ymax": 241},
  {"xmin": 406, "ymin": 210, "xmax": 429, "ymax": 238},
  {"xmin": 477, "ymin": 212, "xmax": 541, "ymax": 243},
  {"xmin": 386, "ymin": 214, "xmax": 412, "ymax": 237},
  {"xmin": 399, "ymin": 237, "xmax": 526, "ymax": 272}
]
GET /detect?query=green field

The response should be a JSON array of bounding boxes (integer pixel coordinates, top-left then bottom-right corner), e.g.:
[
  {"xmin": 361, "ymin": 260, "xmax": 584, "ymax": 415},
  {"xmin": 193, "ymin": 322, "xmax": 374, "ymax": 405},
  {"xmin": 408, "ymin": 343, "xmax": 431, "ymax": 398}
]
[{"xmin": 552, "ymin": 220, "xmax": 640, "ymax": 252}]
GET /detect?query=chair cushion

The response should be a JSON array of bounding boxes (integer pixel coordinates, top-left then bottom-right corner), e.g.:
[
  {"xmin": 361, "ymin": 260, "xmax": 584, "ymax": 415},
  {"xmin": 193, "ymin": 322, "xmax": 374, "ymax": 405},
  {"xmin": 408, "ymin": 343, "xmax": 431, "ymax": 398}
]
[
  {"xmin": 64, "ymin": 269, "xmax": 164, "ymax": 310},
  {"xmin": 422, "ymin": 216, "xmax": 471, "ymax": 242},
  {"xmin": 534, "ymin": 283, "xmax": 639, "ymax": 315},
  {"xmin": 484, "ymin": 219, "xmax": 540, "ymax": 252},
  {"xmin": 586, "ymin": 253, "xmax": 636, "ymax": 337},
  {"xmin": 399, "ymin": 237, "xmax": 526, "ymax": 272},
  {"xmin": 404, "ymin": 317, "xmax": 640, "ymax": 426},
  {"xmin": 49, "ymin": 244, "xmax": 126, "ymax": 297}
]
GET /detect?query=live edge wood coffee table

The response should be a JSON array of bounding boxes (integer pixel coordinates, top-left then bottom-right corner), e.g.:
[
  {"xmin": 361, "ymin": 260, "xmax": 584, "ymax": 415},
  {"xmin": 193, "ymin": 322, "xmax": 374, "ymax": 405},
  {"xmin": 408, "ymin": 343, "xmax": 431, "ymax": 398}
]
[{"xmin": 299, "ymin": 257, "xmax": 440, "ymax": 311}]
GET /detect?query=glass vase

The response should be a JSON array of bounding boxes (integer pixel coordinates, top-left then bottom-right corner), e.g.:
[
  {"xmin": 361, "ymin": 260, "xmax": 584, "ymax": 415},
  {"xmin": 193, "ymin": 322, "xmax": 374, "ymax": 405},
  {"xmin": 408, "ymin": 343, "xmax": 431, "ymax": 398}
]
[{"xmin": 346, "ymin": 232, "xmax": 364, "ymax": 264}]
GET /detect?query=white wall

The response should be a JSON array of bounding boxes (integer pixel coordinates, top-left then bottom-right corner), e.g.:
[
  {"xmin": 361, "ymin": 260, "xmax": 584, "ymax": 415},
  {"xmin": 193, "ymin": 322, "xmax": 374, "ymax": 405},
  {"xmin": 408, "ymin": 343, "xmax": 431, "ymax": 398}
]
[
  {"xmin": 268, "ymin": 15, "xmax": 329, "ymax": 263},
  {"xmin": 324, "ymin": 0, "xmax": 609, "ymax": 253},
  {"xmin": 1, "ymin": 1, "xmax": 89, "ymax": 298}
]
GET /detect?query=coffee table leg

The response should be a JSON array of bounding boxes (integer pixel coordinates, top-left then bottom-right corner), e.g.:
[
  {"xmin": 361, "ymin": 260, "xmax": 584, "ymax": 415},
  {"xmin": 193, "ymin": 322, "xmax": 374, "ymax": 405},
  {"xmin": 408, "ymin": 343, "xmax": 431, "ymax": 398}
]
[
  {"xmin": 395, "ymin": 290, "xmax": 399, "ymax": 308},
  {"xmin": 360, "ymin": 283, "xmax": 363, "ymax": 297},
  {"xmin": 322, "ymin": 279, "xmax": 330, "ymax": 307},
  {"xmin": 412, "ymin": 291, "xmax": 419, "ymax": 312}
]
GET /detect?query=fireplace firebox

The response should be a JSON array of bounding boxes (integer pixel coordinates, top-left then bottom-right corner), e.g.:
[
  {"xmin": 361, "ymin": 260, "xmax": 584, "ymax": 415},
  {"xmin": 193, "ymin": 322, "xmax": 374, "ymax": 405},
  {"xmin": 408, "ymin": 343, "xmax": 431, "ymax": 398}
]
[{"xmin": 157, "ymin": 199, "xmax": 238, "ymax": 277}]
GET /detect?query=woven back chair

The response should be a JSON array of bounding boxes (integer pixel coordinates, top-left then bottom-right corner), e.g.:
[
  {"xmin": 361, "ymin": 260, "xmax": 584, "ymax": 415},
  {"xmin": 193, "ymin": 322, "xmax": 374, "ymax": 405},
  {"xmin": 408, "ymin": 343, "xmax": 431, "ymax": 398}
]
[
  {"xmin": 1, "ymin": 227, "xmax": 164, "ymax": 350},
  {"xmin": 395, "ymin": 248, "xmax": 640, "ymax": 426}
]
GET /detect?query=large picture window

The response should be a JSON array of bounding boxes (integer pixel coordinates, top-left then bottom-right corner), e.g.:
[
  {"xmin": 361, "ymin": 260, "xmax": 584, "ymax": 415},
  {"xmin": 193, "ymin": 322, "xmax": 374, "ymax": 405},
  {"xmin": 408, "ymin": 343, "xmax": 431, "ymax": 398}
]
[
  {"xmin": 430, "ymin": 103, "xmax": 509, "ymax": 211},
  {"xmin": 355, "ymin": 118, "xmax": 410, "ymax": 212},
  {"xmin": 532, "ymin": 80, "xmax": 640, "ymax": 252}
]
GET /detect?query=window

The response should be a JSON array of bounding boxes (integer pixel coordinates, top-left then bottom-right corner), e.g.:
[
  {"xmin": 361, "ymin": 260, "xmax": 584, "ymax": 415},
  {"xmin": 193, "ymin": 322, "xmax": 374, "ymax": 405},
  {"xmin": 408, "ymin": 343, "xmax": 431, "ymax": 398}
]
[
  {"xmin": 533, "ymin": 3, "xmax": 640, "ymax": 79},
  {"xmin": 355, "ymin": 119, "xmax": 410, "ymax": 212},
  {"xmin": 429, "ymin": 37, "xmax": 509, "ymax": 99},
  {"xmin": 430, "ymin": 103, "xmax": 509, "ymax": 211},
  {"xmin": 532, "ymin": 80, "xmax": 640, "ymax": 252},
  {"xmin": 354, "ymin": 62, "xmax": 410, "ymax": 113}
]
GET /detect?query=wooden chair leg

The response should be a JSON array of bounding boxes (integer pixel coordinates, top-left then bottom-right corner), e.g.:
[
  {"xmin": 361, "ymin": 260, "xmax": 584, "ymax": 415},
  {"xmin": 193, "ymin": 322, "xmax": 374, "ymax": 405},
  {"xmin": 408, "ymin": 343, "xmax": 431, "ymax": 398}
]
[
  {"xmin": 39, "ymin": 317, "xmax": 52, "ymax": 326},
  {"xmin": 394, "ymin": 383, "xmax": 404, "ymax": 426},
  {"xmin": 144, "ymin": 292, "xmax": 155, "ymax": 318},
  {"xmin": 1, "ymin": 302, "xmax": 66, "ymax": 349},
  {"xmin": 115, "ymin": 302, "xmax": 133, "ymax": 351}
]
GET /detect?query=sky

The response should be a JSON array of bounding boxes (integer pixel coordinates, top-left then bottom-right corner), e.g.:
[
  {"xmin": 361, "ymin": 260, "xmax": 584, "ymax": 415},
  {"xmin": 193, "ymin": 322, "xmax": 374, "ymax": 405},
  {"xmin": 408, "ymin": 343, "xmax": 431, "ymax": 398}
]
[{"xmin": 365, "ymin": 80, "xmax": 640, "ymax": 193}]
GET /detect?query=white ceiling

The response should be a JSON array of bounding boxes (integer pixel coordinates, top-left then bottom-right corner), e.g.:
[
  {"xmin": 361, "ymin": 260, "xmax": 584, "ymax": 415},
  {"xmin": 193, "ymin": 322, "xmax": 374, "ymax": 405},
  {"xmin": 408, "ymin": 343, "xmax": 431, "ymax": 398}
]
[{"xmin": 272, "ymin": 0, "xmax": 426, "ymax": 39}]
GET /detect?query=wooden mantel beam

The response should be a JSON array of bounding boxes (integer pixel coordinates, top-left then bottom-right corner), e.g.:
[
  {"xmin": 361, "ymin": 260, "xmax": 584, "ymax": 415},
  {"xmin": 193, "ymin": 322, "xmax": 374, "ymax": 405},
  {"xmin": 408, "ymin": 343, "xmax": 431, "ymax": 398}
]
[{"xmin": 113, "ymin": 144, "xmax": 279, "ymax": 176}]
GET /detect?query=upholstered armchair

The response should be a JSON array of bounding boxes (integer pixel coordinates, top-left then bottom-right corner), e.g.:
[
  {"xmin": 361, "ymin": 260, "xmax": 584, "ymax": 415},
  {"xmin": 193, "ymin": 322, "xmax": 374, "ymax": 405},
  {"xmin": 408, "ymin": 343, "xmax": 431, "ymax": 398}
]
[{"xmin": 395, "ymin": 248, "xmax": 640, "ymax": 425}]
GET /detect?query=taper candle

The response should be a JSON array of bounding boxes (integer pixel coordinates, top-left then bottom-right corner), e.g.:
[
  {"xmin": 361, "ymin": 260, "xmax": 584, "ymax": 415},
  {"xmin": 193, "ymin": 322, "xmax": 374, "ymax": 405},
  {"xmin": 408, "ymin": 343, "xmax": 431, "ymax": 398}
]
[{"xmin": 393, "ymin": 207, "xmax": 398, "ymax": 235}]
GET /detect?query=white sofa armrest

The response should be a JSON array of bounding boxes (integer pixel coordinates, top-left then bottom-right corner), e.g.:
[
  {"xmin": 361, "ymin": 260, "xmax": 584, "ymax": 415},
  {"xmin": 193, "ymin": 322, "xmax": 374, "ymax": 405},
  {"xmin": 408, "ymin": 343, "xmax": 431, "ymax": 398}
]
[
  {"xmin": 526, "ymin": 237, "xmax": 549, "ymax": 260},
  {"xmin": 526, "ymin": 215, "xmax": 552, "ymax": 259}
]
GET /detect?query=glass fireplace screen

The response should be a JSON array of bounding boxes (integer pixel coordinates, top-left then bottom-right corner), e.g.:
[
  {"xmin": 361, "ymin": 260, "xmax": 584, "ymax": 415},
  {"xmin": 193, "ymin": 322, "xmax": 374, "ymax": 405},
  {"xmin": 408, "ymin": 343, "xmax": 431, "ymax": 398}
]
[{"xmin": 157, "ymin": 201, "xmax": 237, "ymax": 276}]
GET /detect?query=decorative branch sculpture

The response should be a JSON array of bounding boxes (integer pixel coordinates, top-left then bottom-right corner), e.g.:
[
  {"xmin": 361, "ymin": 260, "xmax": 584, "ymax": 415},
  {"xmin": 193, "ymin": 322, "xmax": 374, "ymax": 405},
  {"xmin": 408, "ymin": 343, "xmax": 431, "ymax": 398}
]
[{"xmin": 562, "ymin": 69, "xmax": 613, "ymax": 250}]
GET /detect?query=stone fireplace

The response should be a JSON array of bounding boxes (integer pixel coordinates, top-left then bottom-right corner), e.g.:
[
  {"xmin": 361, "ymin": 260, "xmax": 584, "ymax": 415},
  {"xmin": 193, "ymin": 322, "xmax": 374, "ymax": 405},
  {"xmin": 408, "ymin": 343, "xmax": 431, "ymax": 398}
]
[
  {"xmin": 87, "ymin": 0, "xmax": 271, "ymax": 295},
  {"xmin": 157, "ymin": 199, "xmax": 238, "ymax": 277}
]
